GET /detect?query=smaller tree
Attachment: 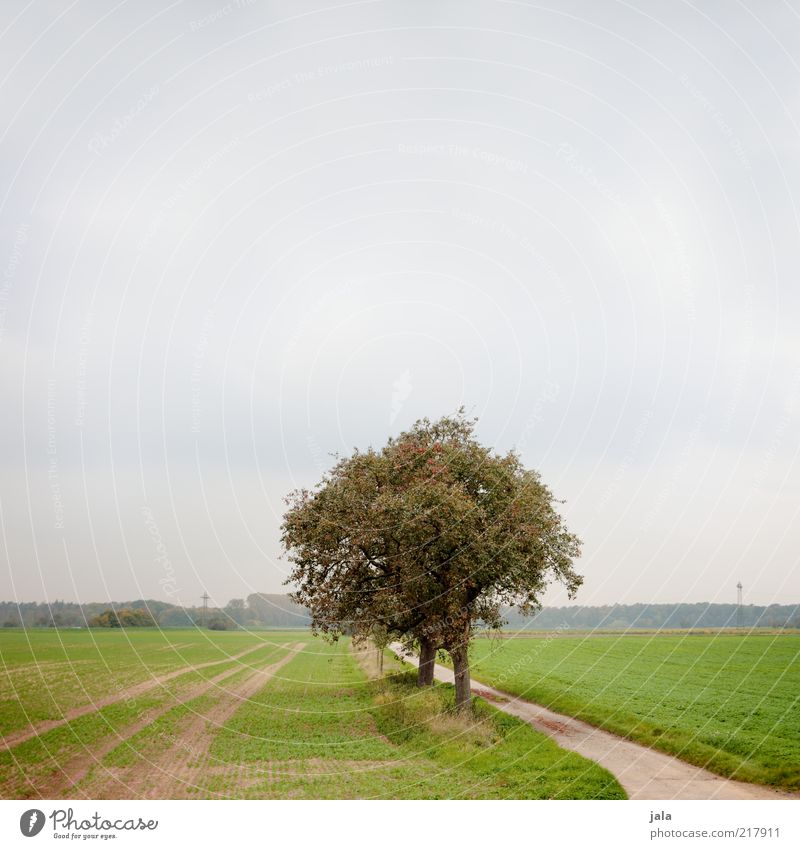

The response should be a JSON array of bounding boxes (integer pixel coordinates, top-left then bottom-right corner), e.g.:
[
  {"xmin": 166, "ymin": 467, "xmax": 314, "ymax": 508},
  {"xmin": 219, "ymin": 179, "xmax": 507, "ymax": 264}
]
[
  {"xmin": 224, "ymin": 598, "xmax": 246, "ymax": 627},
  {"xmin": 157, "ymin": 606, "xmax": 196, "ymax": 627},
  {"xmin": 88, "ymin": 610, "xmax": 120, "ymax": 628},
  {"xmin": 370, "ymin": 623, "xmax": 390, "ymax": 675}
]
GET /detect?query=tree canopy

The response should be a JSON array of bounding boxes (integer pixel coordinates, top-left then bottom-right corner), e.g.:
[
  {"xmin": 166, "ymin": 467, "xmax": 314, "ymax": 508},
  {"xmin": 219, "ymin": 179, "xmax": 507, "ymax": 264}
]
[{"xmin": 282, "ymin": 411, "xmax": 582, "ymax": 709}]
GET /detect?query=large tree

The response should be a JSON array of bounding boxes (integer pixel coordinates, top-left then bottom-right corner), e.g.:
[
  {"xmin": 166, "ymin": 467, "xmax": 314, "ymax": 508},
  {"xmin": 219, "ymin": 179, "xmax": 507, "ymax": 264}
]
[{"xmin": 282, "ymin": 411, "xmax": 582, "ymax": 710}]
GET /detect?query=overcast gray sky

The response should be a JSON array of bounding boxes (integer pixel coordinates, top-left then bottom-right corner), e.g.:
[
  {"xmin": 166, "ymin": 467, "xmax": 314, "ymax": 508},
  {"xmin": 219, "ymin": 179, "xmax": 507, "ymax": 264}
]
[{"xmin": 1, "ymin": 0, "xmax": 798, "ymax": 610}]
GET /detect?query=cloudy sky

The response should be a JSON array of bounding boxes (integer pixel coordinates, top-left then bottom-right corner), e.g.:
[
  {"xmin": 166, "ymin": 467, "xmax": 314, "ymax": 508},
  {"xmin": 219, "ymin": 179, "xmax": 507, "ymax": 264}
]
[{"xmin": 1, "ymin": 0, "xmax": 798, "ymax": 610}]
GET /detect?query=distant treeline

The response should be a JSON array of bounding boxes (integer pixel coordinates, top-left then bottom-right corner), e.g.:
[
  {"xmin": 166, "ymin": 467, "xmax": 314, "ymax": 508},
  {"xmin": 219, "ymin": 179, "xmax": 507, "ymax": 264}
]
[
  {"xmin": 0, "ymin": 596, "xmax": 797, "ymax": 630},
  {"xmin": 506, "ymin": 602, "xmax": 800, "ymax": 631},
  {"xmin": 0, "ymin": 594, "xmax": 311, "ymax": 629}
]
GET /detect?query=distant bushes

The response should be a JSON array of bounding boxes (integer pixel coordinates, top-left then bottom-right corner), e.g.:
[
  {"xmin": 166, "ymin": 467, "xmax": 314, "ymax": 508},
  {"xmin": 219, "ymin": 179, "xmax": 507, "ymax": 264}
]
[
  {"xmin": 88, "ymin": 607, "xmax": 156, "ymax": 628},
  {"xmin": 207, "ymin": 616, "xmax": 236, "ymax": 631}
]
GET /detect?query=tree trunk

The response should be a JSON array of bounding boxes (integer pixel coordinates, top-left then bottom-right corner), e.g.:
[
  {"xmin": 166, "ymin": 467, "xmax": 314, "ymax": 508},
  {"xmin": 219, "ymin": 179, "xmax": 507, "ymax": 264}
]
[
  {"xmin": 418, "ymin": 637, "xmax": 436, "ymax": 686},
  {"xmin": 450, "ymin": 643, "xmax": 471, "ymax": 711}
]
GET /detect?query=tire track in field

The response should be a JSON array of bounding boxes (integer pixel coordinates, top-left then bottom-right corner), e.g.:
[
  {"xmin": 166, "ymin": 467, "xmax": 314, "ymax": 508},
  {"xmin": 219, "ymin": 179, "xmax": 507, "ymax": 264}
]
[
  {"xmin": 28, "ymin": 649, "xmax": 284, "ymax": 799},
  {"xmin": 88, "ymin": 643, "xmax": 306, "ymax": 799},
  {"xmin": 0, "ymin": 644, "xmax": 269, "ymax": 751},
  {"xmin": 391, "ymin": 643, "xmax": 798, "ymax": 801}
]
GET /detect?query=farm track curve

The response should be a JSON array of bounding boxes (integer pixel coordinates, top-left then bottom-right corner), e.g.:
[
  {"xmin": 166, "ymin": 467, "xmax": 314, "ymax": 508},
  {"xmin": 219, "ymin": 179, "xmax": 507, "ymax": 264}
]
[{"xmin": 390, "ymin": 643, "xmax": 797, "ymax": 801}]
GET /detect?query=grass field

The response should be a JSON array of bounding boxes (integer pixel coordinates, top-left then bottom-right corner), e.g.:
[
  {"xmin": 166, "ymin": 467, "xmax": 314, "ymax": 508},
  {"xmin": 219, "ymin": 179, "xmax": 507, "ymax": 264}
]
[
  {"xmin": 466, "ymin": 633, "xmax": 800, "ymax": 789},
  {"xmin": 0, "ymin": 628, "xmax": 623, "ymax": 800}
]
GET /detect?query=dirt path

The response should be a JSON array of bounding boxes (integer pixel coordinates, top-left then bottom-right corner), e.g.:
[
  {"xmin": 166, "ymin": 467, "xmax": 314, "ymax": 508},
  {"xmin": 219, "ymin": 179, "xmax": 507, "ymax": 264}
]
[
  {"xmin": 1, "ymin": 644, "xmax": 267, "ymax": 751},
  {"xmin": 390, "ymin": 643, "xmax": 795, "ymax": 800},
  {"xmin": 89, "ymin": 642, "xmax": 306, "ymax": 799}
]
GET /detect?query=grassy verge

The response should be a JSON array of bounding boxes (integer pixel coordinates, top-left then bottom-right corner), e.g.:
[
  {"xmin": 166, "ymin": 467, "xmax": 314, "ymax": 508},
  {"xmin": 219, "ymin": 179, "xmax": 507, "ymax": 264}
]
[{"xmin": 373, "ymin": 670, "xmax": 625, "ymax": 799}]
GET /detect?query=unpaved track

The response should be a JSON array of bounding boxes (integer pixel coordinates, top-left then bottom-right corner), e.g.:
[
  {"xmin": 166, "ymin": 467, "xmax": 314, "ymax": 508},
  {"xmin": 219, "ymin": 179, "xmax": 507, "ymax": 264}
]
[
  {"xmin": 391, "ymin": 644, "xmax": 794, "ymax": 800},
  {"xmin": 89, "ymin": 642, "xmax": 306, "ymax": 799},
  {"xmin": 0, "ymin": 644, "xmax": 267, "ymax": 751}
]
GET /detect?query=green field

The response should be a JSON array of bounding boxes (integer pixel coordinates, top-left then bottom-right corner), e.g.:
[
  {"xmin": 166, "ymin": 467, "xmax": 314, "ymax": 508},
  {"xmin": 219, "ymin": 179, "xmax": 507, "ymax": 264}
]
[
  {"xmin": 466, "ymin": 633, "xmax": 800, "ymax": 789},
  {"xmin": 0, "ymin": 629, "xmax": 622, "ymax": 799}
]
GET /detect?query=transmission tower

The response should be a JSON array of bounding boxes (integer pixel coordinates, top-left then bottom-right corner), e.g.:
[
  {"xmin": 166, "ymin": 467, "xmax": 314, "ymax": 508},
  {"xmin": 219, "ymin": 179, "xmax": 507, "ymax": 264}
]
[{"xmin": 736, "ymin": 582, "xmax": 743, "ymax": 629}]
